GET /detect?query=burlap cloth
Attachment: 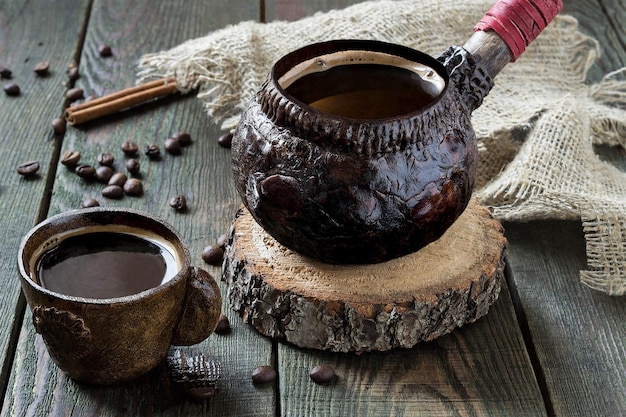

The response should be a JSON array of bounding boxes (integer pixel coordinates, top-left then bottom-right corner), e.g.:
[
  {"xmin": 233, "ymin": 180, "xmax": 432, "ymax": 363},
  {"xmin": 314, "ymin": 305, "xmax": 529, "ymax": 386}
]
[{"xmin": 137, "ymin": 0, "xmax": 626, "ymax": 295}]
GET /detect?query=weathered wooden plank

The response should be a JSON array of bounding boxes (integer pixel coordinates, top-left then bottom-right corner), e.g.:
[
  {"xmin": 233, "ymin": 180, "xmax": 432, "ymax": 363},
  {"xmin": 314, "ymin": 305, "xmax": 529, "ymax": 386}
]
[
  {"xmin": 505, "ymin": 220, "xmax": 626, "ymax": 417},
  {"xmin": 503, "ymin": 0, "xmax": 626, "ymax": 415},
  {"xmin": 563, "ymin": 0, "xmax": 626, "ymax": 83},
  {"xmin": 2, "ymin": 0, "xmax": 273, "ymax": 416},
  {"xmin": 0, "ymin": 0, "xmax": 90, "ymax": 405},
  {"xmin": 278, "ymin": 283, "xmax": 548, "ymax": 417}
]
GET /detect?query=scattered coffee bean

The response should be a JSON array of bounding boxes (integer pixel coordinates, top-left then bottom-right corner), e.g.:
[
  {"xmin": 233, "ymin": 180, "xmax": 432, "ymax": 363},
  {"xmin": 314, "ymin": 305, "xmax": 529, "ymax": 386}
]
[
  {"xmin": 121, "ymin": 141, "xmax": 139, "ymax": 157},
  {"xmin": 123, "ymin": 178, "xmax": 143, "ymax": 196},
  {"xmin": 309, "ymin": 364, "xmax": 335, "ymax": 384},
  {"xmin": 4, "ymin": 83, "xmax": 20, "ymax": 96},
  {"xmin": 75, "ymin": 164, "xmax": 96, "ymax": 180},
  {"xmin": 0, "ymin": 66, "xmax": 12, "ymax": 79},
  {"xmin": 169, "ymin": 194, "xmax": 187, "ymax": 212},
  {"xmin": 187, "ymin": 387, "xmax": 217, "ymax": 402},
  {"xmin": 173, "ymin": 132, "xmax": 192, "ymax": 147},
  {"xmin": 216, "ymin": 233, "xmax": 228, "ymax": 249},
  {"xmin": 218, "ymin": 132, "xmax": 233, "ymax": 149},
  {"xmin": 164, "ymin": 137, "xmax": 181, "ymax": 155},
  {"xmin": 67, "ymin": 65, "xmax": 79, "ymax": 82},
  {"xmin": 34, "ymin": 61, "xmax": 50, "ymax": 76},
  {"xmin": 65, "ymin": 87, "xmax": 84, "ymax": 102},
  {"xmin": 101, "ymin": 184, "xmax": 124, "ymax": 199},
  {"xmin": 52, "ymin": 118, "xmax": 66, "ymax": 135},
  {"xmin": 202, "ymin": 245, "xmax": 224, "ymax": 266},
  {"xmin": 95, "ymin": 165, "xmax": 114, "ymax": 183},
  {"xmin": 98, "ymin": 44, "xmax": 113, "ymax": 57},
  {"xmin": 97, "ymin": 152, "xmax": 115, "ymax": 167},
  {"xmin": 144, "ymin": 144, "xmax": 161, "ymax": 160},
  {"xmin": 108, "ymin": 172, "xmax": 127, "ymax": 187},
  {"xmin": 60, "ymin": 150, "xmax": 81, "ymax": 168},
  {"xmin": 16, "ymin": 161, "xmax": 40, "ymax": 177},
  {"xmin": 251, "ymin": 366, "xmax": 277, "ymax": 384},
  {"xmin": 82, "ymin": 198, "xmax": 100, "ymax": 208},
  {"xmin": 125, "ymin": 158, "xmax": 140, "ymax": 175},
  {"xmin": 214, "ymin": 314, "xmax": 230, "ymax": 334}
]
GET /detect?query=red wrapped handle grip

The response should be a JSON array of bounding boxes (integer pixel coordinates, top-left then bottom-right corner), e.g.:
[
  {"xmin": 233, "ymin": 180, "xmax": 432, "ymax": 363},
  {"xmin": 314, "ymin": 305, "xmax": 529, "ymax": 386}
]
[{"xmin": 474, "ymin": 0, "xmax": 563, "ymax": 61}]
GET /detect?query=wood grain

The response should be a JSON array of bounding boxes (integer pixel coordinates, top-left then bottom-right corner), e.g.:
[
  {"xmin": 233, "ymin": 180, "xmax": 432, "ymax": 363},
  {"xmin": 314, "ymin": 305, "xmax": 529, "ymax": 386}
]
[
  {"xmin": 2, "ymin": 0, "xmax": 272, "ymax": 416},
  {"xmin": 0, "ymin": 0, "xmax": 91, "ymax": 403}
]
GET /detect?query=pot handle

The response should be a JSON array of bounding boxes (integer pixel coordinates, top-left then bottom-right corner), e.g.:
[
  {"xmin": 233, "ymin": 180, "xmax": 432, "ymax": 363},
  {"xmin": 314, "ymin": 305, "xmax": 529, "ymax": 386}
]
[{"xmin": 463, "ymin": 0, "xmax": 563, "ymax": 79}]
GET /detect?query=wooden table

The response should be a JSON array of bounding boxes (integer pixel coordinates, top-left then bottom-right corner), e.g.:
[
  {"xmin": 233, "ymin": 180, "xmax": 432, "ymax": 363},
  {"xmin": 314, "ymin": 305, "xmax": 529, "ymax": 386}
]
[{"xmin": 0, "ymin": 0, "xmax": 624, "ymax": 415}]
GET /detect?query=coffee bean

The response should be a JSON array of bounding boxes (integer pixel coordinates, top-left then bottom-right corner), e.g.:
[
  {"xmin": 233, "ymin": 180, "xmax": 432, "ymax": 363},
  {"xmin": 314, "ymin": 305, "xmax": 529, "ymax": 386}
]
[
  {"xmin": 309, "ymin": 364, "xmax": 335, "ymax": 384},
  {"xmin": 218, "ymin": 132, "xmax": 233, "ymax": 149},
  {"xmin": 202, "ymin": 245, "xmax": 224, "ymax": 266},
  {"xmin": 4, "ymin": 83, "xmax": 20, "ymax": 96},
  {"xmin": 123, "ymin": 178, "xmax": 143, "ymax": 196},
  {"xmin": 34, "ymin": 61, "xmax": 50, "ymax": 76},
  {"xmin": 173, "ymin": 132, "xmax": 192, "ymax": 147},
  {"xmin": 125, "ymin": 158, "xmax": 140, "ymax": 175},
  {"xmin": 144, "ymin": 144, "xmax": 161, "ymax": 160},
  {"xmin": 164, "ymin": 138, "xmax": 181, "ymax": 155},
  {"xmin": 121, "ymin": 141, "xmax": 138, "ymax": 157},
  {"xmin": 60, "ymin": 150, "xmax": 81, "ymax": 168},
  {"xmin": 82, "ymin": 198, "xmax": 100, "ymax": 208},
  {"xmin": 101, "ymin": 184, "xmax": 124, "ymax": 199},
  {"xmin": 251, "ymin": 366, "xmax": 277, "ymax": 384},
  {"xmin": 16, "ymin": 161, "xmax": 40, "ymax": 177},
  {"xmin": 67, "ymin": 65, "xmax": 79, "ymax": 82},
  {"xmin": 169, "ymin": 194, "xmax": 187, "ymax": 212},
  {"xmin": 108, "ymin": 172, "xmax": 127, "ymax": 187},
  {"xmin": 214, "ymin": 314, "xmax": 230, "ymax": 334},
  {"xmin": 216, "ymin": 233, "xmax": 228, "ymax": 249},
  {"xmin": 98, "ymin": 44, "xmax": 113, "ymax": 57},
  {"xmin": 52, "ymin": 118, "xmax": 66, "ymax": 135},
  {"xmin": 75, "ymin": 164, "xmax": 96, "ymax": 180},
  {"xmin": 65, "ymin": 87, "xmax": 84, "ymax": 102},
  {"xmin": 97, "ymin": 152, "xmax": 115, "ymax": 167},
  {"xmin": 187, "ymin": 387, "xmax": 217, "ymax": 402},
  {"xmin": 95, "ymin": 165, "xmax": 114, "ymax": 183},
  {"xmin": 0, "ymin": 66, "xmax": 12, "ymax": 79}
]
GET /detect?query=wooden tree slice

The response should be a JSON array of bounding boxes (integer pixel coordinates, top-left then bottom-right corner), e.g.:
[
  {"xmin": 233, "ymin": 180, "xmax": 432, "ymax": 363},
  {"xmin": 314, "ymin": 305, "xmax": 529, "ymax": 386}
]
[{"xmin": 222, "ymin": 198, "xmax": 507, "ymax": 353}]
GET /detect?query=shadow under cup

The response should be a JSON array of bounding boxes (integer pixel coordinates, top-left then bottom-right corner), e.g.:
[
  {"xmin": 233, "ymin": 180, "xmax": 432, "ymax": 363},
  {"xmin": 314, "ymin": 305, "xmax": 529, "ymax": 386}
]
[{"xmin": 17, "ymin": 207, "xmax": 221, "ymax": 385}]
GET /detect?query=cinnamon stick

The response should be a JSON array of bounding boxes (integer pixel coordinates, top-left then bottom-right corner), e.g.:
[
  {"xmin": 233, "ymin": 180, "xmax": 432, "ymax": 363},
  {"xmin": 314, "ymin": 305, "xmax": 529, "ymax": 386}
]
[{"xmin": 65, "ymin": 77, "xmax": 179, "ymax": 125}]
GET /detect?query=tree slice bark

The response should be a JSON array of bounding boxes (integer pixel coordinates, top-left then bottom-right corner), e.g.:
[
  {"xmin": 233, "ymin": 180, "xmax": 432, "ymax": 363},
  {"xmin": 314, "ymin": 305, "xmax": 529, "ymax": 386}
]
[{"xmin": 222, "ymin": 198, "xmax": 507, "ymax": 353}]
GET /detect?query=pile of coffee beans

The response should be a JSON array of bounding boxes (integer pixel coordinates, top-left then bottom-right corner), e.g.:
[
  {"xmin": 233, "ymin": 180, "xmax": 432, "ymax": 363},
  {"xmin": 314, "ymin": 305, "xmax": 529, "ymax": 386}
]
[{"xmin": 60, "ymin": 131, "xmax": 193, "ymax": 206}]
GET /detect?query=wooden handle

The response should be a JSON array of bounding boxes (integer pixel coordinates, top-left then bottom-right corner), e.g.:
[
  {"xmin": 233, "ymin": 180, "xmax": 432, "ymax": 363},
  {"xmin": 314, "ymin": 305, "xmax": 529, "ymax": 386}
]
[
  {"xmin": 463, "ymin": 0, "xmax": 563, "ymax": 79},
  {"xmin": 474, "ymin": 0, "xmax": 563, "ymax": 60}
]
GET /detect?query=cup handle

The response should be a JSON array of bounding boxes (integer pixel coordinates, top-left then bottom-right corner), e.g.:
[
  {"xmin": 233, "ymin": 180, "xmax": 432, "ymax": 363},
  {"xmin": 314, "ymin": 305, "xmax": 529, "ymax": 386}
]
[{"xmin": 171, "ymin": 267, "xmax": 222, "ymax": 346}]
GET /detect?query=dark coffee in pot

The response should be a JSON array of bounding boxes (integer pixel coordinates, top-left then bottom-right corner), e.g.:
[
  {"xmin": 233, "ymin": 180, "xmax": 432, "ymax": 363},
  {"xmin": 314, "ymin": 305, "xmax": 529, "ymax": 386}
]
[
  {"xmin": 279, "ymin": 50, "xmax": 445, "ymax": 120},
  {"xmin": 36, "ymin": 231, "xmax": 180, "ymax": 299},
  {"xmin": 285, "ymin": 64, "xmax": 441, "ymax": 119}
]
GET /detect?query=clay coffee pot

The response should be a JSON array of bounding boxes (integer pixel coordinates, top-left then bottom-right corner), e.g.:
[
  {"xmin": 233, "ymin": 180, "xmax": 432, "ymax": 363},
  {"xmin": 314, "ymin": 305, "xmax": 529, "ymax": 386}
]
[{"xmin": 232, "ymin": 0, "xmax": 562, "ymax": 264}]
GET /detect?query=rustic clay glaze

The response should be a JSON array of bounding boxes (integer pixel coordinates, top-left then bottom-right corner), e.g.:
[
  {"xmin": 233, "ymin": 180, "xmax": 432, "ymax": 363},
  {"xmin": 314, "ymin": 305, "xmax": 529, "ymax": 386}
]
[
  {"xmin": 232, "ymin": 40, "xmax": 493, "ymax": 263},
  {"xmin": 232, "ymin": 0, "xmax": 562, "ymax": 264},
  {"xmin": 17, "ymin": 208, "xmax": 222, "ymax": 385}
]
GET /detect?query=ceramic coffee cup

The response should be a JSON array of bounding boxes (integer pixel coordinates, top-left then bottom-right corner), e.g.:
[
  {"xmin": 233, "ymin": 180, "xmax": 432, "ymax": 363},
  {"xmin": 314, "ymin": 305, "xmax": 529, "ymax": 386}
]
[{"xmin": 17, "ymin": 207, "xmax": 222, "ymax": 385}]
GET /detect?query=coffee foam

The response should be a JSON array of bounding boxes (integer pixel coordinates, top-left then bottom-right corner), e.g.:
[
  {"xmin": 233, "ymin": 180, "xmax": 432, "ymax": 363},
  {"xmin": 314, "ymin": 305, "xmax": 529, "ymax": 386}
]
[{"xmin": 277, "ymin": 49, "xmax": 446, "ymax": 95}]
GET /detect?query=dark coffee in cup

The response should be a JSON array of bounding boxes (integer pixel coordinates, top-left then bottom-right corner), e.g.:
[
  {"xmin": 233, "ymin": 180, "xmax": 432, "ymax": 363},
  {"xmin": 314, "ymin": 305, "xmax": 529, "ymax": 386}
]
[{"xmin": 35, "ymin": 230, "xmax": 181, "ymax": 299}]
